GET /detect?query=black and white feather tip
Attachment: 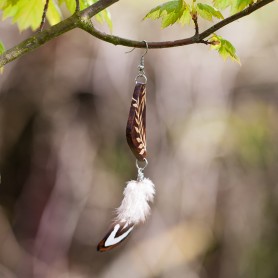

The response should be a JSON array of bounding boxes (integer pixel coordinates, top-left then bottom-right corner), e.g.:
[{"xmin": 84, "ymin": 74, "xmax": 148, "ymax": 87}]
[{"xmin": 97, "ymin": 177, "xmax": 155, "ymax": 252}]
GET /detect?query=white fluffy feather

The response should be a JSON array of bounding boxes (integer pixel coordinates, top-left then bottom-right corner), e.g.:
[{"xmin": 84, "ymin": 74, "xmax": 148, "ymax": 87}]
[{"xmin": 115, "ymin": 178, "xmax": 155, "ymax": 225}]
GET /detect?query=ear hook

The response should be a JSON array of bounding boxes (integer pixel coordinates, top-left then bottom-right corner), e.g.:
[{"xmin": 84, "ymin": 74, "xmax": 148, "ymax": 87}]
[
  {"xmin": 125, "ymin": 40, "xmax": 149, "ymax": 55},
  {"xmin": 129, "ymin": 40, "xmax": 148, "ymax": 84},
  {"xmin": 141, "ymin": 40, "xmax": 149, "ymax": 58}
]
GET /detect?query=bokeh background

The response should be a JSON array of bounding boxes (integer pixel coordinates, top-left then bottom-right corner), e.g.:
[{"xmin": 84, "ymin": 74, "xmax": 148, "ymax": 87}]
[{"xmin": 0, "ymin": 1, "xmax": 278, "ymax": 277}]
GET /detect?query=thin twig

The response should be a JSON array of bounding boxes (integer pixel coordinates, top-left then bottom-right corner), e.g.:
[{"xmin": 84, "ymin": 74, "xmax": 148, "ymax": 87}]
[
  {"xmin": 39, "ymin": 0, "xmax": 50, "ymax": 32},
  {"xmin": 191, "ymin": 12, "xmax": 199, "ymax": 36},
  {"xmin": 0, "ymin": 0, "xmax": 275, "ymax": 67},
  {"xmin": 75, "ymin": 0, "xmax": 80, "ymax": 12}
]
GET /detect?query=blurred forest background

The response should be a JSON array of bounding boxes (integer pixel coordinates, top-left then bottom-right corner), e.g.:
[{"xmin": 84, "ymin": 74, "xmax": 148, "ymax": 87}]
[{"xmin": 0, "ymin": 1, "xmax": 278, "ymax": 277}]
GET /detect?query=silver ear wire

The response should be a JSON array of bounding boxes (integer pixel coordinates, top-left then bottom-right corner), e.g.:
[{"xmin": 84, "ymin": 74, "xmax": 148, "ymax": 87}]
[
  {"xmin": 141, "ymin": 40, "xmax": 148, "ymax": 58},
  {"xmin": 138, "ymin": 41, "xmax": 148, "ymax": 71},
  {"xmin": 135, "ymin": 40, "xmax": 148, "ymax": 84},
  {"xmin": 125, "ymin": 40, "xmax": 149, "ymax": 54}
]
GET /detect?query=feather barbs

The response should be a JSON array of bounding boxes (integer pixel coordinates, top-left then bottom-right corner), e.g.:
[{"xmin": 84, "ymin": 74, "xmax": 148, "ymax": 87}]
[{"xmin": 115, "ymin": 178, "xmax": 155, "ymax": 225}]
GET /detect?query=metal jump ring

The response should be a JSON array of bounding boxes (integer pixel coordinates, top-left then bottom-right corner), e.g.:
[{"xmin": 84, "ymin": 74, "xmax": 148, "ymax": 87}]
[
  {"xmin": 135, "ymin": 74, "xmax": 147, "ymax": 84},
  {"xmin": 136, "ymin": 158, "xmax": 148, "ymax": 171}
]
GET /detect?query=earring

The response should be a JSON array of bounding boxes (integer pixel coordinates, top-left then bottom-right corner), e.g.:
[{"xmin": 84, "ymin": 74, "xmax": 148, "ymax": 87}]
[{"xmin": 97, "ymin": 41, "xmax": 155, "ymax": 252}]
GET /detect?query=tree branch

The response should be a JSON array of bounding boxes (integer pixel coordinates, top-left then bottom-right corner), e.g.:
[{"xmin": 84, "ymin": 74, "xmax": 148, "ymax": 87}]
[
  {"xmin": 199, "ymin": 0, "xmax": 274, "ymax": 40},
  {"xmin": 0, "ymin": 0, "xmax": 119, "ymax": 67},
  {"xmin": 78, "ymin": 0, "xmax": 275, "ymax": 49},
  {"xmin": 0, "ymin": 0, "xmax": 275, "ymax": 68}
]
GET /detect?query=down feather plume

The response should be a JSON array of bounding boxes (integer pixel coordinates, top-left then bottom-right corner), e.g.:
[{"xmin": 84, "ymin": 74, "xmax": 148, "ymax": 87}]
[{"xmin": 115, "ymin": 178, "xmax": 155, "ymax": 225}]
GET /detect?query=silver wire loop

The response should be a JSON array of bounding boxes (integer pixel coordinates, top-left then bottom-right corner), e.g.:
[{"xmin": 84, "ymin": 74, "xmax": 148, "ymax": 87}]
[
  {"xmin": 135, "ymin": 74, "xmax": 147, "ymax": 84},
  {"xmin": 135, "ymin": 40, "xmax": 148, "ymax": 85},
  {"xmin": 136, "ymin": 158, "xmax": 148, "ymax": 181},
  {"xmin": 136, "ymin": 158, "xmax": 148, "ymax": 170}
]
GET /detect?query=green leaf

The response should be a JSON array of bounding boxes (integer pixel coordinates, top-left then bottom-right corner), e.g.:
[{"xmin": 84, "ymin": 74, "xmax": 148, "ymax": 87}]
[
  {"xmin": 0, "ymin": 0, "xmax": 8, "ymax": 9},
  {"xmin": 214, "ymin": 0, "xmax": 253, "ymax": 13},
  {"xmin": 209, "ymin": 34, "xmax": 240, "ymax": 64},
  {"xmin": 196, "ymin": 3, "xmax": 224, "ymax": 21},
  {"xmin": 213, "ymin": 0, "xmax": 233, "ymax": 10},
  {"xmin": 0, "ymin": 0, "xmax": 20, "ymax": 8},
  {"xmin": 8, "ymin": 0, "xmax": 20, "ymax": 5},
  {"xmin": 144, "ymin": 0, "xmax": 188, "ymax": 28},
  {"xmin": 95, "ymin": 9, "xmax": 113, "ymax": 31},
  {"xmin": 3, "ymin": 0, "xmax": 43, "ymax": 31},
  {"xmin": 1, "ymin": 0, "xmax": 111, "ymax": 31},
  {"xmin": 47, "ymin": 0, "xmax": 62, "ymax": 26},
  {"xmin": 145, "ymin": 0, "xmax": 182, "ymax": 20},
  {"xmin": 178, "ymin": 8, "xmax": 191, "ymax": 26},
  {"xmin": 233, "ymin": 0, "xmax": 253, "ymax": 13},
  {"xmin": 2, "ymin": 0, "xmax": 61, "ymax": 31},
  {"xmin": 59, "ymin": 0, "xmax": 112, "ymax": 30},
  {"xmin": 161, "ymin": 7, "xmax": 183, "ymax": 28},
  {"xmin": 58, "ymin": 0, "xmax": 78, "ymax": 14}
]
